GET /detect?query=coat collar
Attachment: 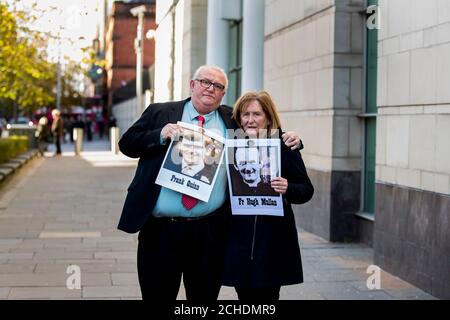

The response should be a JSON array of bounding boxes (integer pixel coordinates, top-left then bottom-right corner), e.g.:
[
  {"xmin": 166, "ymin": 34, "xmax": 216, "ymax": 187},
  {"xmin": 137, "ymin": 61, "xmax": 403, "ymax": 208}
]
[
  {"xmin": 168, "ymin": 97, "xmax": 237, "ymax": 129},
  {"xmin": 167, "ymin": 98, "xmax": 189, "ymax": 123},
  {"xmin": 217, "ymin": 104, "xmax": 237, "ymax": 129}
]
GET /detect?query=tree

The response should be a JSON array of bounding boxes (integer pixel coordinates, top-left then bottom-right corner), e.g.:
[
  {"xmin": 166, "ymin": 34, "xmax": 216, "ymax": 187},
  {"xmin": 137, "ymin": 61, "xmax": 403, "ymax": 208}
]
[
  {"xmin": 0, "ymin": 1, "xmax": 96, "ymax": 120},
  {"xmin": 0, "ymin": 1, "xmax": 59, "ymax": 119},
  {"xmin": 60, "ymin": 60, "xmax": 84, "ymax": 110}
]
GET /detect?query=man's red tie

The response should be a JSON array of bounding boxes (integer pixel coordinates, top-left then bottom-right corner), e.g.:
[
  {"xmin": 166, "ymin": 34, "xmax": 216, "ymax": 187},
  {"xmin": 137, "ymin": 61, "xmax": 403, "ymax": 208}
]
[{"xmin": 181, "ymin": 115, "xmax": 205, "ymax": 210}]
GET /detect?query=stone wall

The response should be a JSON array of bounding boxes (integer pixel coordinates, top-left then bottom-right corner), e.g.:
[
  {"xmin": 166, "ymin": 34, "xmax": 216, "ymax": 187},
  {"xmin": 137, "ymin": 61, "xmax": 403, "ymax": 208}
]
[
  {"xmin": 374, "ymin": 0, "xmax": 450, "ymax": 299},
  {"xmin": 265, "ymin": 0, "xmax": 365, "ymax": 240}
]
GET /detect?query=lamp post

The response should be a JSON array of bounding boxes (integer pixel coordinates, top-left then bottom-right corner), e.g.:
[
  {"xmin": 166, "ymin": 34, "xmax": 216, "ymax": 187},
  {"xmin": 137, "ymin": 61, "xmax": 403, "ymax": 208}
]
[
  {"xmin": 130, "ymin": 5, "xmax": 147, "ymax": 114},
  {"xmin": 56, "ymin": 28, "xmax": 64, "ymax": 110},
  {"xmin": 56, "ymin": 53, "xmax": 62, "ymax": 110}
]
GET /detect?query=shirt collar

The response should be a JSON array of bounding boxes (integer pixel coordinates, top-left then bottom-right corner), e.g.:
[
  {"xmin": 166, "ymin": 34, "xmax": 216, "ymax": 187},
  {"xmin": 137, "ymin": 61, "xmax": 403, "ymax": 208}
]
[{"xmin": 186, "ymin": 99, "xmax": 216, "ymax": 124}]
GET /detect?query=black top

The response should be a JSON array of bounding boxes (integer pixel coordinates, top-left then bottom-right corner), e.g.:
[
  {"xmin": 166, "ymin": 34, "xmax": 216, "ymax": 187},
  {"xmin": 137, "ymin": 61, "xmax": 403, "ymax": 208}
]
[{"xmin": 222, "ymin": 137, "xmax": 314, "ymax": 288}]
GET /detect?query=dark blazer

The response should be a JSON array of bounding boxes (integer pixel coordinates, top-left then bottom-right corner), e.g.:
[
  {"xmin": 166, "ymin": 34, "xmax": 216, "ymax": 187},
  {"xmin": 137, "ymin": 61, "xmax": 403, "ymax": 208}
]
[
  {"xmin": 117, "ymin": 98, "xmax": 237, "ymax": 233},
  {"xmin": 222, "ymin": 135, "xmax": 314, "ymax": 288}
]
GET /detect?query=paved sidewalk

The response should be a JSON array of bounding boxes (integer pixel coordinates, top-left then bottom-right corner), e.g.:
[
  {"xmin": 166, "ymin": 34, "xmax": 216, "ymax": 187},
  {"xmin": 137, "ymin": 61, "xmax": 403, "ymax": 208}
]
[
  {"xmin": 0, "ymin": 139, "xmax": 436, "ymax": 300},
  {"xmin": 0, "ymin": 150, "xmax": 40, "ymax": 184}
]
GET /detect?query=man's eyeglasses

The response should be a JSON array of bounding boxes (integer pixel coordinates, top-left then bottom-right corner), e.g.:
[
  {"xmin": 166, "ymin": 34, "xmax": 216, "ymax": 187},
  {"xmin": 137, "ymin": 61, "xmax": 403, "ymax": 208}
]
[{"xmin": 195, "ymin": 79, "xmax": 226, "ymax": 92}]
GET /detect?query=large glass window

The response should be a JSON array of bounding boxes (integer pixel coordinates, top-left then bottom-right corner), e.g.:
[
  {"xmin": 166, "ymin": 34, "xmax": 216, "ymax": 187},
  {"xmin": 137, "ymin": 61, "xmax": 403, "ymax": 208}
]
[
  {"xmin": 227, "ymin": 20, "xmax": 242, "ymax": 106},
  {"xmin": 362, "ymin": 0, "xmax": 378, "ymax": 215}
]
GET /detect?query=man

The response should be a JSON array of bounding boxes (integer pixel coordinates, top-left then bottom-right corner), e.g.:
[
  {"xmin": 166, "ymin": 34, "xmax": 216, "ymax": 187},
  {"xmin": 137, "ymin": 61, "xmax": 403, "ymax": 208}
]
[
  {"xmin": 118, "ymin": 65, "xmax": 301, "ymax": 302},
  {"xmin": 231, "ymin": 146, "xmax": 278, "ymax": 196}
]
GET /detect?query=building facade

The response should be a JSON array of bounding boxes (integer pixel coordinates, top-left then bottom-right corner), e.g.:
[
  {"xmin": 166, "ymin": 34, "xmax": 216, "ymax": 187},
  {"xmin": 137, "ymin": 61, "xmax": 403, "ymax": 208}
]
[
  {"xmin": 153, "ymin": 0, "xmax": 450, "ymax": 299},
  {"xmin": 104, "ymin": 1, "xmax": 156, "ymax": 111},
  {"xmin": 374, "ymin": 0, "xmax": 450, "ymax": 299}
]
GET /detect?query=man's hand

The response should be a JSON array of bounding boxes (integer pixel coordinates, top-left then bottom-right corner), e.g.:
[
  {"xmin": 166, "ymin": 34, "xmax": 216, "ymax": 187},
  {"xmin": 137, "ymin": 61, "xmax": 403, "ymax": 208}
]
[
  {"xmin": 282, "ymin": 131, "xmax": 302, "ymax": 150},
  {"xmin": 161, "ymin": 123, "xmax": 182, "ymax": 142}
]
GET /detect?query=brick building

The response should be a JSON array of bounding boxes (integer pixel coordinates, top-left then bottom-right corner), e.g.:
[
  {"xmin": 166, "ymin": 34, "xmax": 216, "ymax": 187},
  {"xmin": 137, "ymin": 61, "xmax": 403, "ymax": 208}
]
[{"xmin": 104, "ymin": 0, "xmax": 156, "ymax": 112}]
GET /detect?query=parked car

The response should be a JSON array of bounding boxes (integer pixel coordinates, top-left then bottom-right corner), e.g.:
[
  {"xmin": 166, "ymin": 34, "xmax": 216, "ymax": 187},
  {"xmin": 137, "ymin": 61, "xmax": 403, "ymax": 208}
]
[
  {"xmin": 6, "ymin": 117, "xmax": 35, "ymax": 131},
  {"xmin": 9, "ymin": 116, "xmax": 33, "ymax": 125}
]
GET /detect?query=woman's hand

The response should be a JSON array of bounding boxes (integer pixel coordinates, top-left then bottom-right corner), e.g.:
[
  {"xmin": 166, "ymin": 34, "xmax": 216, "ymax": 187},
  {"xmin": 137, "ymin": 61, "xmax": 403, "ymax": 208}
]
[
  {"xmin": 282, "ymin": 131, "xmax": 302, "ymax": 150},
  {"xmin": 271, "ymin": 177, "xmax": 289, "ymax": 194}
]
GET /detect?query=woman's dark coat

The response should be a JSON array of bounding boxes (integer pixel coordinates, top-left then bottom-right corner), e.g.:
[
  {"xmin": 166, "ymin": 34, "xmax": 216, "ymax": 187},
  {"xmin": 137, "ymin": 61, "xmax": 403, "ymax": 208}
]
[{"xmin": 222, "ymin": 138, "xmax": 314, "ymax": 288}]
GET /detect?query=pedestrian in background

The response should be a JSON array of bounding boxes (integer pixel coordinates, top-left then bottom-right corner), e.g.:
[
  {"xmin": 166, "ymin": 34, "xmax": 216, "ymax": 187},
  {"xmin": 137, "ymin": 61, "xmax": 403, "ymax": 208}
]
[
  {"xmin": 85, "ymin": 117, "xmax": 93, "ymax": 141},
  {"xmin": 35, "ymin": 116, "xmax": 50, "ymax": 156},
  {"xmin": 108, "ymin": 115, "xmax": 117, "ymax": 128},
  {"xmin": 67, "ymin": 116, "xmax": 75, "ymax": 143},
  {"xmin": 51, "ymin": 109, "xmax": 64, "ymax": 155}
]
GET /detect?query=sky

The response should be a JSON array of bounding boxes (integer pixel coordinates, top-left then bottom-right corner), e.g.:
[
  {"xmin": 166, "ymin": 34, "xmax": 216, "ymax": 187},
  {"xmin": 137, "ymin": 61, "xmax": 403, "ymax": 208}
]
[{"xmin": 7, "ymin": 0, "xmax": 103, "ymax": 64}]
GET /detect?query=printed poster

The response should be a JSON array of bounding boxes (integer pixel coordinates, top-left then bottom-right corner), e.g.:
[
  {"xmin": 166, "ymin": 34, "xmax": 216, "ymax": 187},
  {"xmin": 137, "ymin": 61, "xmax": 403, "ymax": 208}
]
[
  {"xmin": 155, "ymin": 121, "xmax": 225, "ymax": 202},
  {"xmin": 226, "ymin": 138, "xmax": 284, "ymax": 216}
]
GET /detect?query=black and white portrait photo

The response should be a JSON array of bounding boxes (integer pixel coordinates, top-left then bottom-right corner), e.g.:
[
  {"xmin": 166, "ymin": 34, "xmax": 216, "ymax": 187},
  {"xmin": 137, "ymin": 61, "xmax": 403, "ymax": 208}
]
[
  {"xmin": 163, "ymin": 129, "xmax": 223, "ymax": 185},
  {"xmin": 156, "ymin": 122, "xmax": 225, "ymax": 202},
  {"xmin": 229, "ymin": 146, "xmax": 279, "ymax": 196},
  {"xmin": 226, "ymin": 139, "xmax": 284, "ymax": 216}
]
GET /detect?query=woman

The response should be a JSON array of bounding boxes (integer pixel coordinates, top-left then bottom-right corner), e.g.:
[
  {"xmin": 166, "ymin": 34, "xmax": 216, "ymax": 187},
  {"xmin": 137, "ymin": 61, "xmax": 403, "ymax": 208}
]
[
  {"xmin": 51, "ymin": 109, "xmax": 64, "ymax": 155},
  {"xmin": 222, "ymin": 91, "xmax": 314, "ymax": 301},
  {"xmin": 35, "ymin": 116, "xmax": 50, "ymax": 156}
]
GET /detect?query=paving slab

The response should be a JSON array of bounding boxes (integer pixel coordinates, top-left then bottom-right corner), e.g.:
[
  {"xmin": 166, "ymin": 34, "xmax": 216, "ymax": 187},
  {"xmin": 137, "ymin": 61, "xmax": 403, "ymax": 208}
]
[
  {"xmin": 111, "ymin": 273, "xmax": 139, "ymax": 286},
  {"xmin": 0, "ymin": 287, "xmax": 11, "ymax": 299},
  {"xmin": 0, "ymin": 168, "xmax": 13, "ymax": 178},
  {"xmin": 8, "ymin": 287, "xmax": 82, "ymax": 299},
  {"xmin": 82, "ymin": 285, "xmax": 141, "ymax": 298},
  {"xmin": 0, "ymin": 161, "xmax": 21, "ymax": 170}
]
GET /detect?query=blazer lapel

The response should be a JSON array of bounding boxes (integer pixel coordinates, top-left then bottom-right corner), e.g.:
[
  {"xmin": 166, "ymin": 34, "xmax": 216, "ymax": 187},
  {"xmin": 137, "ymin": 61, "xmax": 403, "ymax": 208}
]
[
  {"xmin": 218, "ymin": 105, "xmax": 237, "ymax": 129},
  {"xmin": 168, "ymin": 98, "xmax": 189, "ymax": 123}
]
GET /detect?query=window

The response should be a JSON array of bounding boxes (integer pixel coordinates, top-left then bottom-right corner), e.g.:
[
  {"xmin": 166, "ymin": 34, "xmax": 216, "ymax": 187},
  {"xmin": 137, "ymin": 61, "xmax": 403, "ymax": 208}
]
[{"xmin": 227, "ymin": 20, "xmax": 242, "ymax": 106}]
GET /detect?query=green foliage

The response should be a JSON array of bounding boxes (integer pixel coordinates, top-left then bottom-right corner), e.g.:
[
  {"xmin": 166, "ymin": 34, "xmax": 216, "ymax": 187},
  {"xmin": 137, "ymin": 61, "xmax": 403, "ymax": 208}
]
[
  {"xmin": 0, "ymin": 1, "xmax": 56, "ymax": 115},
  {"xmin": 60, "ymin": 61, "xmax": 84, "ymax": 110},
  {"xmin": 82, "ymin": 47, "xmax": 107, "ymax": 69},
  {"xmin": 0, "ymin": 135, "xmax": 28, "ymax": 164},
  {"xmin": 0, "ymin": 1, "xmax": 86, "ymax": 117}
]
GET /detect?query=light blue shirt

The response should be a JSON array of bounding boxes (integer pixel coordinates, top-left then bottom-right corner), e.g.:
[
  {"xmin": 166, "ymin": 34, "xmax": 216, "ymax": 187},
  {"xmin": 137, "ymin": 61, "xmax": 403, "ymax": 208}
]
[{"xmin": 152, "ymin": 100, "xmax": 228, "ymax": 217}]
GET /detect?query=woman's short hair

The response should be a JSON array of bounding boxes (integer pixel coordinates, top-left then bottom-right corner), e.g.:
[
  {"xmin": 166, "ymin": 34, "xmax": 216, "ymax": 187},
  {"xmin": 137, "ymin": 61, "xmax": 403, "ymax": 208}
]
[
  {"xmin": 51, "ymin": 109, "xmax": 61, "ymax": 117},
  {"xmin": 232, "ymin": 91, "xmax": 282, "ymax": 131}
]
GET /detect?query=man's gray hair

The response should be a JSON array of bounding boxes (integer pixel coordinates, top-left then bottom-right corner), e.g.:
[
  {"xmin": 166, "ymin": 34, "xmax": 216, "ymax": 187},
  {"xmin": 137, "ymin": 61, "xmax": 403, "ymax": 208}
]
[{"xmin": 192, "ymin": 65, "xmax": 228, "ymax": 90}]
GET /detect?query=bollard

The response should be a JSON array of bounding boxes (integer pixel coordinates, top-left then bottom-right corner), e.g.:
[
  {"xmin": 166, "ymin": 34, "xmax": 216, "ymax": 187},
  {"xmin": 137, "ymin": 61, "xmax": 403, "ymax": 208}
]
[
  {"xmin": 73, "ymin": 128, "xmax": 84, "ymax": 155},
  {"xmin": 110, "ymin": 127, "xmax": 120, "ymax": 155}
]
